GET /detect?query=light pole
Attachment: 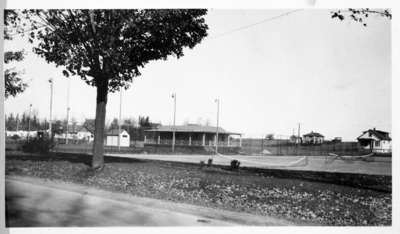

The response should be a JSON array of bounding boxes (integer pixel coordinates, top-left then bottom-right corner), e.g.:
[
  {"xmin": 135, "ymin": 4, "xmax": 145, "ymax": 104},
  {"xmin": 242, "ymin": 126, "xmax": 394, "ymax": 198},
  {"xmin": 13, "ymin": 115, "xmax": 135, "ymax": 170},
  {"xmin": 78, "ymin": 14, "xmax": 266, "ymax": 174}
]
[
  {"xmin": 171, "ymin": 93, "xmax": 176, "ymax": 152},
  {"xmin": 49, "ymin": 78, "xmax": 54, "ymax": 139},
  {"xmin": 28, "ymin": 104, "xmax": 32, "ymax": 139},
  {"xmin": 118, "ymin": 89, "xmax": 122, "ymax": 151},
  {"xmin": 215, "ymin": 98, "xmax": 220, "ymax": 155},
  {"xmin": 65, "ymin": 78, "xmax": 71, "ymax": 144}
]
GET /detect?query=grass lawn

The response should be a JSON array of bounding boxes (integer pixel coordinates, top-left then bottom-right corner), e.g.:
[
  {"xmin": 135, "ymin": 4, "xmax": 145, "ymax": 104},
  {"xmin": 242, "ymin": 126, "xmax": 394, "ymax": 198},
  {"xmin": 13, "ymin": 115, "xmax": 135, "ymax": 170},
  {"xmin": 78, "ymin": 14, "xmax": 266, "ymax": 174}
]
[{"xmin": 5, "ymin": 156, "xmax": 391, "ymax": 226}]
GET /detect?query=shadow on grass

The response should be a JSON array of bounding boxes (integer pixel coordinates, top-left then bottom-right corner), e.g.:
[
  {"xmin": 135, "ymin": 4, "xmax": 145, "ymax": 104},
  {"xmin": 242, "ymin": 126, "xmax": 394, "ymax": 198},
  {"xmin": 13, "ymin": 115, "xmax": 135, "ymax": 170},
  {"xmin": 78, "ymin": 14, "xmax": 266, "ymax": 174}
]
[{"xmin": 6, "ymin": 152, "xmax": 148, "ymax": 167}]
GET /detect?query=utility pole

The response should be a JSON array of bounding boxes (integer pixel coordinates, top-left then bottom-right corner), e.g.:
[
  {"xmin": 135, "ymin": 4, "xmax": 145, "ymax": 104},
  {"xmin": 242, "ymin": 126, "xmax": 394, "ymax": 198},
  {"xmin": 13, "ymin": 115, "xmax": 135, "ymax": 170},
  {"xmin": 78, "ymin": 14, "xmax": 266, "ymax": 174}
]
[
  {"xmin": 118, "ymin": 88, "xmax": 122, "ymax": 151},
  {"xmin": 297, "ymin": 123, "xmax": 301, "ymax": 156},
  {"xmin": 28, "ymin": 104, "xmax": 32, "ymax": 139},
  {"xmin": 16, "ymin": 117, "xmax": 19, "ymax": 132},
  {"xmin": 297, "ymin": 123, "xmax": 301, "ymax": 143},
  {"xmin": 49, "ymin": 78, "xmax": 54, "ymax": 139},
  {"xmin": 171, "ymin": 93, "xmax": 176, "ymax": 152},
  {"xmin": 65, "ymin": 79, "xmax": 71, "ymax": 144},
  {"xmin": 215, "ymin": 98, "xmax": 220, "ymax": 155}
]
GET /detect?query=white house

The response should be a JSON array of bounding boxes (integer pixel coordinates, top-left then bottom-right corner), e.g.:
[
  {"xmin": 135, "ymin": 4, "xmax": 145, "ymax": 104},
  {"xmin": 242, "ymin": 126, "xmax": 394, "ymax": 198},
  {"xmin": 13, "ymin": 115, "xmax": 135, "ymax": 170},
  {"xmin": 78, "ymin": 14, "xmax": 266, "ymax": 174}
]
[
  {"xmin": 357, "ymin": 128, "xmax": 391, "ymax": 153},
  {"xmin": 105, "ymin": 129, "xmax": 130, "ymax": 147},
  {"xmin": 302, "ymin": 131, "xmax": 324, "ymax": 144},
  {"xmin": 77, "ymin": 130, "xmax": 94, "ymax": 142},
  {"xmin": 6, "ymin": 130, "xmax": 37, "ymax": 138}
]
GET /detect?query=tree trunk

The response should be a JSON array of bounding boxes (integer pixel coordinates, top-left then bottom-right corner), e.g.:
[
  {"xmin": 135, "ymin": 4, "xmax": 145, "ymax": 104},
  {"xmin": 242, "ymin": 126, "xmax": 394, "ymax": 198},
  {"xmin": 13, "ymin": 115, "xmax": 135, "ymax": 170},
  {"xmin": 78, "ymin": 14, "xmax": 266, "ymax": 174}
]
[{"xmin": 92, "ymin": 78, "xmax": 108, "ymax": 169}]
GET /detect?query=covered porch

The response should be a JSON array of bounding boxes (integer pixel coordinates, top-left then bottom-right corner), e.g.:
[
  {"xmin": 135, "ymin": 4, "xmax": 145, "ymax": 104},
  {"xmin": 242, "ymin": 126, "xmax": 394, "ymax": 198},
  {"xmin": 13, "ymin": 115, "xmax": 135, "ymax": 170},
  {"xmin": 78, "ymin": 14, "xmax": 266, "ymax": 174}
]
[{"xmin": 144, "ymin": 125, "xmax": 242, "ymax": 147}]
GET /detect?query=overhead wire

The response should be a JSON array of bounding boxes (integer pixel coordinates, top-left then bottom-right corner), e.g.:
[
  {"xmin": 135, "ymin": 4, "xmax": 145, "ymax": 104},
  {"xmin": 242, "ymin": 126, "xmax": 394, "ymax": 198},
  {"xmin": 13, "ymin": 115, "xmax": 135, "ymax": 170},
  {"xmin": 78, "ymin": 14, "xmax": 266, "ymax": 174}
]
[{"xmin": 207, "ymin": 9, "xmax": 304, "ymax": 40}]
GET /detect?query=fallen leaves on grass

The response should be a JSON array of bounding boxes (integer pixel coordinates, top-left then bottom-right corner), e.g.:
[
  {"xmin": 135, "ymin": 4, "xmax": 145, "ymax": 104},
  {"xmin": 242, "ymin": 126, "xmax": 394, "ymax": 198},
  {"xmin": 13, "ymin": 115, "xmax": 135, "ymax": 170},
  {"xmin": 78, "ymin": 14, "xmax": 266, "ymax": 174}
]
[{"xmin": 5, "ymin": 159, "xmax": 391, "ymax": 226}]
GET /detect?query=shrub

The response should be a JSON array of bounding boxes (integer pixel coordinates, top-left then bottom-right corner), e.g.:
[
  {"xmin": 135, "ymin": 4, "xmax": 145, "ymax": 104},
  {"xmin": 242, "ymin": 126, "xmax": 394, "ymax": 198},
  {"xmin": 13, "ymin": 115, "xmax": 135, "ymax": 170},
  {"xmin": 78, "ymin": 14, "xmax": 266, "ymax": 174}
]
[
  {"xmin": 22, "ymin": 137, "xmax": 54, "ymax": 154},
  {"xmin": 199, "ymin": 160, "xmax": 205, "ymax": 169},
  {"xmin": 207, "ymin": 158, "xmax": 213, "ymax": 167},
  {"xmin": 230, "ymin": 159, "xmax": 241, "ymax": 170},
  {"xmin": 11, "ymin": 134, "xmax": 20, "ymax": 140}
]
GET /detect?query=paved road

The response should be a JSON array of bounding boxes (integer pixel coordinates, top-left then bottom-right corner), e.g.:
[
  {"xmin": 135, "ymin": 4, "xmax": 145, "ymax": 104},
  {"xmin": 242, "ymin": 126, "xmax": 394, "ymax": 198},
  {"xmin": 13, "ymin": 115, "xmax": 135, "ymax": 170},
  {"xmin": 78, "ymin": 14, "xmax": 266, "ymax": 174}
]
[
  {"xmin": 5, "ymin": 176, "xmax": 297, "ymax": 227},
  {"xmin": 107, "ymin": 153, "xmax": 391, "ymax": 175}
]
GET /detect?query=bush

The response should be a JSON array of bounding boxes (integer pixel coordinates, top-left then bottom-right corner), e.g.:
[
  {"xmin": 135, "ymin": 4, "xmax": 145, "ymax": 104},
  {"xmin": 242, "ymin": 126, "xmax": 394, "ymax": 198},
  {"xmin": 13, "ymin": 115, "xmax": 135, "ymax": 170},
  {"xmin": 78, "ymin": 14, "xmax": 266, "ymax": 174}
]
[
  {"xmin": 207, "ymin": 158, "xmax": 213, "ymax": 167},
  {"xmin": 11, "ymin": 134, "xmax": 20, "ymax": 140},
  {"xmin": 22, "ymin": 137, "xmax": 54, "ymax": 154},
  {"xmin": 199, "ymin": 160, "xmax": 205, "ymax": 169},
  {"xmin": 230, "ymin": 159, "xmax": 241, "ymax": 170}
]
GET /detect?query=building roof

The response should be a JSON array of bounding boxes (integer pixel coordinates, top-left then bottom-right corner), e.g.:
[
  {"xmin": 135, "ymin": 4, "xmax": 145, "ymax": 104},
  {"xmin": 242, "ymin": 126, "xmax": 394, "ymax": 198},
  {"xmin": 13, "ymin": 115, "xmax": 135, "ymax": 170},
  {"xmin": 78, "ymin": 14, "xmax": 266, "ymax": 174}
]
[
  {"xmin": 106, "ymin": 129, "xmax": 127, "ymax": 136},
  {"xmin": 358, "ymin": 129, "xmax": 391, "ymax": 141},
  {"xmin": 303, "ymin": 131, "xmax": 324, "ymax": 137},
  {"xmin": 144, "ymin": 124, "xmax": 241, "ymax": 135}
]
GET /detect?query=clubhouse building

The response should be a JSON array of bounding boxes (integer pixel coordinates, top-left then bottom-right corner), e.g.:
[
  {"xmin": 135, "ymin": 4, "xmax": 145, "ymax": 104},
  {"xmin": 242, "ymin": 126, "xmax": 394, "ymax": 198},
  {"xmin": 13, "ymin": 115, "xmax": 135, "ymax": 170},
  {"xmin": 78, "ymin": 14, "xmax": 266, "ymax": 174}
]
[{"xmin": 144, "ymin": 124, "xmax": 242, "ymax": 147}]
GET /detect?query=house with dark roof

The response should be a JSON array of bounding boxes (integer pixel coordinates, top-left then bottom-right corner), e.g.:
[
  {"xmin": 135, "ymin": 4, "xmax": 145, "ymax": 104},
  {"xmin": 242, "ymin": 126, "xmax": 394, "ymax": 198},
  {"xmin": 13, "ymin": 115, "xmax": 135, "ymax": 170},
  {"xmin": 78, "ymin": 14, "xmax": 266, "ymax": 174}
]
[
  {"xmin": 357, "ymin": 128, "xmax": 391, "ymax": 153},
  {"xmin": 144, "ymin": 124, "xmax": 242, "ymax": 147},
  {"xmin": 302, "ymin": 131, "xmax": 324, "ymax": 144},
  {"xmin": 105, "ymin": 129, "xmax": 130, "ymax": 147}
]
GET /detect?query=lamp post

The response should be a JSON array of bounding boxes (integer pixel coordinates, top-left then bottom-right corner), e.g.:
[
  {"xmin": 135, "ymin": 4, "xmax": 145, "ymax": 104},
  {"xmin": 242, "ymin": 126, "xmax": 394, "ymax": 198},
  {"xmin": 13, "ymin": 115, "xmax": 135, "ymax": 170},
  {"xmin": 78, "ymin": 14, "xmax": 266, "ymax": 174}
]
[
  {"xmin": 28, "ymin": 104, "xmax": 32, "ymax": 139},
  {"xmin": 49, "ymin": 78, "xmax": 54, "ymax": 139},
  {"xmin": 215, "ymin": 98, "xmax": 220, "ymax": 155},
  {"xmin": 171, "ymin": 93, "xmax": 176, "ymax": 152},
  {"xmin": 65, "ymin": 79, "xmax": 71, "ymax": 144},
  {"xmin": 118, "ymin": 89, "xmax": 122, "ymax": 151}
]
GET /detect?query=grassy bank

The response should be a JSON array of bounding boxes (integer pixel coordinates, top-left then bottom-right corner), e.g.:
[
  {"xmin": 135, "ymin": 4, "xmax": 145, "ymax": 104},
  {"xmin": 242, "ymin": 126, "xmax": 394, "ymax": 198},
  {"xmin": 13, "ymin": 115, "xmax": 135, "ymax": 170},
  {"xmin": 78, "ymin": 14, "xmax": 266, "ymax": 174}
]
[{"xmin": 6, "ymin": 156, "xmax": 391, "ymax": 226}]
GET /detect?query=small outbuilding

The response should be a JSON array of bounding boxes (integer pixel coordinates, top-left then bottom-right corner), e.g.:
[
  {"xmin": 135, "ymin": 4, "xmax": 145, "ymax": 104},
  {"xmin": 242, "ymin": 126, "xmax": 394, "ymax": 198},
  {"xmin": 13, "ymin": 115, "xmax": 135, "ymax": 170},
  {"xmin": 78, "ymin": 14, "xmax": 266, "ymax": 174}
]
[
  {"xmin": 357, "ymin": 128, "xmax": 391, "ymax": 153},
  {"xmin": 105, "ymin": 129, "xmax": 130, "ymax": 147}
]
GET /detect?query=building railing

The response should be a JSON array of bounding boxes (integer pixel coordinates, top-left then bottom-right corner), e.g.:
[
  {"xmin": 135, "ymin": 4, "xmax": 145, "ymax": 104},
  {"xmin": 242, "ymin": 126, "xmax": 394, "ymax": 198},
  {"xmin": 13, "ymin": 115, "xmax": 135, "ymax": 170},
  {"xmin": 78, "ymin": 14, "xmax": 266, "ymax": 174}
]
[{"xmin": 144, "ymin": 138, "xmax": 241, "ymax": 147}]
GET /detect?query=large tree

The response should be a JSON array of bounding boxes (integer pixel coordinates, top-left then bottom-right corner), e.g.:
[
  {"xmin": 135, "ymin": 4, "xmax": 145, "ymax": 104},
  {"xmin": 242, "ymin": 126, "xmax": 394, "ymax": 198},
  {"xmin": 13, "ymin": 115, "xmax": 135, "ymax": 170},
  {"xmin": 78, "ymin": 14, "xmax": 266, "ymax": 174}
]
[{"xmin": 21, "ymin": 9, "xmax": 208, "ymax": 169}]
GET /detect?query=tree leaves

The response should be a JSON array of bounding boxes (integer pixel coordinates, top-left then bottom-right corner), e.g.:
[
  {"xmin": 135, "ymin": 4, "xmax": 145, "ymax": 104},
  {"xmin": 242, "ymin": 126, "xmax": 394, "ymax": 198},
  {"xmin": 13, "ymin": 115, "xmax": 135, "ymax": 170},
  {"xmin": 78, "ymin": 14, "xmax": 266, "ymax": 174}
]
[
  {"xmin": 331, "ymin": 8, "xmax": 391, "ymax": 27},
  {"xmin": 4, "ymin": 10, "xmax": 28, "ymax": 98},
  {"xmin": 20, "ymin": 9, "xmax": 209, "ymax": 93}
]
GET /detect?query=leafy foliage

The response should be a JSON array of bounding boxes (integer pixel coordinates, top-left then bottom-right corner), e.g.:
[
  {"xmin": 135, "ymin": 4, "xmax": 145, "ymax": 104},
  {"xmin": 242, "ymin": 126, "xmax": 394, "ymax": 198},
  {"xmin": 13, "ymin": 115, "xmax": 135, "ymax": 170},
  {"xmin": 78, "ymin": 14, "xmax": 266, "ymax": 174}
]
[
  {"xmin": 4, "ymin": 10, "xmax": 28, "ymax": 98},
  {"xmin": 82, "ymin": 119, "xmax": 95, "ymax": 134},
  {"xmin": 331, "ymin": 8, "xmax": 391, "ymax": 26},
  {"xmin": 230, "ymin": 159, "xmax": 241, "ymax": 170},
  {"xmin": 23, "ymin": 9, "xmax": 208, "ymax": 93},
  {"xmin": 22, "ymin": 137, "xmax": 54, "ymax": 154}
]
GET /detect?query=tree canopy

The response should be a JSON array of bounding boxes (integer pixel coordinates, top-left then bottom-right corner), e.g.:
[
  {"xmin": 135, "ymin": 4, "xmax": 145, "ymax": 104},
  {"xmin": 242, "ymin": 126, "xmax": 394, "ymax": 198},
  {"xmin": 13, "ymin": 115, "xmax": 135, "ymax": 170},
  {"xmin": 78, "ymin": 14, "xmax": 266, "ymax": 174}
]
[{"xmin": 23, "ymin": 9, "xmax": 208, "ymax": 92}]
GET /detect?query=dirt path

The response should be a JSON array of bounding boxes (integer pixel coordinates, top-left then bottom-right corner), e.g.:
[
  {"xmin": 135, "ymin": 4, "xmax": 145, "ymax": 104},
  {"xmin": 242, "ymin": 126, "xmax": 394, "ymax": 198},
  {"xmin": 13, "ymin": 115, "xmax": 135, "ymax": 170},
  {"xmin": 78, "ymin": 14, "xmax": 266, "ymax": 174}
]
[{"xmin": 5, "ymin": 176, "xmax": 299, "ymax": 227}]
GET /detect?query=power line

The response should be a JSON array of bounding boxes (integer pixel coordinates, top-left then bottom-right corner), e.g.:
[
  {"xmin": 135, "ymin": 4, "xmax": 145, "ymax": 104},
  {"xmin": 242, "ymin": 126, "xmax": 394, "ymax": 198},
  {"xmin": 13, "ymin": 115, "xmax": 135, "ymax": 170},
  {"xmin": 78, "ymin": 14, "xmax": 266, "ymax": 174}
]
[{"xmin": 208, "ymin": 9, "xmax": 304, "ymax": 40}]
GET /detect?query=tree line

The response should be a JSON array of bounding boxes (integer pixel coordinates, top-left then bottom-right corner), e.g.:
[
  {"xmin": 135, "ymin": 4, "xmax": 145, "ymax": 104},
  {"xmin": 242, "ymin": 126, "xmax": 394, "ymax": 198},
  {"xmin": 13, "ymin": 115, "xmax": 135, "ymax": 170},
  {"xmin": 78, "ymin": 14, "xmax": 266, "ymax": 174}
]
[
  {"xmin": 6, "ymin": 112, "xmax": 157, "ymax": 141},
  {"xmin": 5, "ymin": 112, "xmax": 48, "ymax": 131}
]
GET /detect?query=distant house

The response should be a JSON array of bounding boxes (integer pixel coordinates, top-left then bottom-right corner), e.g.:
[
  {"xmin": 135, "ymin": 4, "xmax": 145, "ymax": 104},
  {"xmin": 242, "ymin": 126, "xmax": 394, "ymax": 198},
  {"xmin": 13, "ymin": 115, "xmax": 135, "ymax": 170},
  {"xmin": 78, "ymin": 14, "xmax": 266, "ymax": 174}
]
[
  {"xmin": 302, "ymin": 131, "xmax": 324, "ymax": 144},
  {"xmin": 76, "ymin": 129, "xmax": 94, "ymax": 142},
  {"xmin": 357, "ymin": 128, "xmax": 391, "ymax": 153},
  {"xmin": 105, "ymin": 129, "xmax": 130, "ymax": 147},
  {"xmin": 332, "ymin": 137, "xmax": 342, "ymax": 143}
]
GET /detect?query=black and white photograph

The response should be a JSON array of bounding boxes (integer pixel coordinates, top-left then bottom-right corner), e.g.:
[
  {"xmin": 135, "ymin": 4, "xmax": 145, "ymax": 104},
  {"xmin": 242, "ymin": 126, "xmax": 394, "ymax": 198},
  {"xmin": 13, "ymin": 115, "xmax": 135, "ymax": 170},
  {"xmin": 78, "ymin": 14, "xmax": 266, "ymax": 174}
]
[{"xmin": 1, "ymin": 0, "xmax": 397, "ymax": 231}]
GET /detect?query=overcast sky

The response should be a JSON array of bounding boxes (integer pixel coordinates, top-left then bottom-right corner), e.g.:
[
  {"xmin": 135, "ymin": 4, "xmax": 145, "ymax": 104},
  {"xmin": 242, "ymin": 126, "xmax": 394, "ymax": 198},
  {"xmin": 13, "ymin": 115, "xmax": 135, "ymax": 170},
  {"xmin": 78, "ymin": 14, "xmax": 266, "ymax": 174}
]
[{"xmin": 4, "ymin": 9, "xmax": 391, "ymax": 140}]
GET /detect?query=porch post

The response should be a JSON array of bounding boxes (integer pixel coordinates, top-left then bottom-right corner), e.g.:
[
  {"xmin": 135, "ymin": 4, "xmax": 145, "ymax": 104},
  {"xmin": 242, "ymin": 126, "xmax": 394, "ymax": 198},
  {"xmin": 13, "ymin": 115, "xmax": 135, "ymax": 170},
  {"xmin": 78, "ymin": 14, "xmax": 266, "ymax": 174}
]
[
  {"xmin": 214, "ymin": 134, "xmax": 217, "ymax": 146},
  {"xmin": 189, "ymin": 135, "xmax": 192, "ymax": 146},
  {"xmin": 157, "ymin": 135, "xmax": 161, "ymax": 144},
  {"xmin": 144, "ymin": 135, "xmax": 147, "ymax": 144},
  {"xmin": 239, "ymin": 135, "xmax": 242, "ymax": 147},
  {"xmin": 202, "ymin": 133, "xmax": 206, "ymax": 146},
  {"xmin": 227, "ymin": 136, "xmax": 230, "ymax": 146}
]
